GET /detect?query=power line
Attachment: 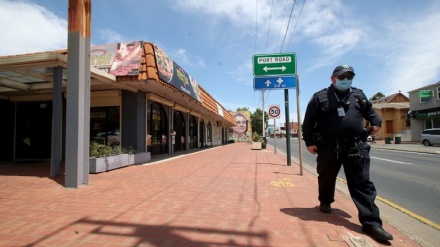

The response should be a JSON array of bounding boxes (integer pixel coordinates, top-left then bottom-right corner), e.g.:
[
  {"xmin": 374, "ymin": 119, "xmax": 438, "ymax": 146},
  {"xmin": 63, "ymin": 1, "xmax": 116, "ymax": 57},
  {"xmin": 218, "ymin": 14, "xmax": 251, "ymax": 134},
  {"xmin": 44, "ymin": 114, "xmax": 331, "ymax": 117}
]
[
  {"xmin": 286, "ymin": 0, "xmax": 306, "ymax": 52},
  {"xmin": 280, "ymin": 0, "xmax": 297, "ymax": 52},
  {"xmin": 275, "ymin": 0, "xmax": 291, "ymax": 53},
  {"xmin": 265, "ymin": 0, "xmax": 275, "ymax": 53},
  {"xmin": 255, "ymin": 0, "xmax": 258, "ymax": 53}
]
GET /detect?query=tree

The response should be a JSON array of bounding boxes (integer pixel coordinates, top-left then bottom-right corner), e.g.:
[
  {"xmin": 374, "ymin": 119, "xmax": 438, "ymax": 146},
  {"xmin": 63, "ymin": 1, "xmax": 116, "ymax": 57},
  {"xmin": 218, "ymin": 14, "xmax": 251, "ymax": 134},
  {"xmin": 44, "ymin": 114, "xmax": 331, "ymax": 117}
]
[
  {"xmin": 251, "ymin": 108, "xmax": 269, "ymax": 136},
  {"xmin": 370, "ymin": 92, "xmax": 385, "ymax": 101},
  {"xmin": 236, "ymin": 107, "xmax": 249, "ymax": 112}
]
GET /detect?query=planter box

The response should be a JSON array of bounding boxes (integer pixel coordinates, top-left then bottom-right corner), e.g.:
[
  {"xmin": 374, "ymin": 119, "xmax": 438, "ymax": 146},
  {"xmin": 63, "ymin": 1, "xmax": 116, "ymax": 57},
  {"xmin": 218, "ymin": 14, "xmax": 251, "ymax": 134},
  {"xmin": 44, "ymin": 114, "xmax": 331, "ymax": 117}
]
[
  {"xmin": 90, "ymin": 154, "xmax": 129, "ymax": 174},
  {"xmin": 89, "ymin": 152, "xmax": 151, "ymax": 174},
  {"xmin": 133, "ymin": 152, "xmax": 151, "ymax": 164},
  {"xmin": 252, "ymin": 141, "xmax": 262, "ymax": 150}
]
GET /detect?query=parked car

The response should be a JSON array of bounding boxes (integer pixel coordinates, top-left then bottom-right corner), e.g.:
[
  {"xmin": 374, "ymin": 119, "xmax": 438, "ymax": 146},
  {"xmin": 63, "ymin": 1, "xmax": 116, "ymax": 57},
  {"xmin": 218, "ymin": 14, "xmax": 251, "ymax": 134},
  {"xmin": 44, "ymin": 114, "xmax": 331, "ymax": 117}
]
[{"xmin": 420, "ymin": 128, "xmax": 440, "ymax": 146}]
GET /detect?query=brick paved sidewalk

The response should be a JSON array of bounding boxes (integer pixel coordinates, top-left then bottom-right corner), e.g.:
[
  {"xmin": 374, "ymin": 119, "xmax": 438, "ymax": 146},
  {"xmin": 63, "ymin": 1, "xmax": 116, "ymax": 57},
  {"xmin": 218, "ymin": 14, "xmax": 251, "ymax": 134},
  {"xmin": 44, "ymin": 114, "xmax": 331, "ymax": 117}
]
[{"xmin": 0, "ymin": 143, "xmax": 419, "ymax": 247}]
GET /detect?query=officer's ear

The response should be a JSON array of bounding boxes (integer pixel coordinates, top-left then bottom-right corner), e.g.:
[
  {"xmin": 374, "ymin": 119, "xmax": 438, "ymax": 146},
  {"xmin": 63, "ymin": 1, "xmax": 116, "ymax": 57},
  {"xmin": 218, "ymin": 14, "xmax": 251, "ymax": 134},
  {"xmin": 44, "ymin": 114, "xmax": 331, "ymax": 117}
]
[{"xmin": 330, "ymin": 75, "xmax": 337, "ymax": 83}]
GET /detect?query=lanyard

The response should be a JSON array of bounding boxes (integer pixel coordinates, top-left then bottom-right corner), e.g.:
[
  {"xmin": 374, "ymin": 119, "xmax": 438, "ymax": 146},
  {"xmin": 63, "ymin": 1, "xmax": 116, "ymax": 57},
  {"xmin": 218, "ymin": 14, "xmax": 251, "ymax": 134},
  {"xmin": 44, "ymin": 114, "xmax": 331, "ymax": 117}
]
[{"xmin": 332, "ymin": 88, "xmax": 351, "ymax": 105}]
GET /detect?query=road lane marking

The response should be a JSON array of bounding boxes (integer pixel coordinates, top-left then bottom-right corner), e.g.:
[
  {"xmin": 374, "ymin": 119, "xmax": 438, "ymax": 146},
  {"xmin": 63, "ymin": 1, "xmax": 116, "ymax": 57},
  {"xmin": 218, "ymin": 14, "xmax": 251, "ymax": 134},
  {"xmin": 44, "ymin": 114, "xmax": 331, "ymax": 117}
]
[{"xmin": 370, "ymin": 156, "xmax": 412, "ymax": 164}]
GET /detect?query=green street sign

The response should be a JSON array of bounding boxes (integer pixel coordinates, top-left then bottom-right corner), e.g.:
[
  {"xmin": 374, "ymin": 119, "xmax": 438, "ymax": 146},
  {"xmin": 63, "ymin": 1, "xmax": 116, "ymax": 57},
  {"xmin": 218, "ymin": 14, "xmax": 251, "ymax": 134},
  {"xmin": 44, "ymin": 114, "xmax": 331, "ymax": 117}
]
[
  {"xmin": 419, "ymin": 90, "xmax": 432, "ymax": 98},
  {"xmin": 253, "ymin": 53, "xmax": 297, "ymax": 76}
]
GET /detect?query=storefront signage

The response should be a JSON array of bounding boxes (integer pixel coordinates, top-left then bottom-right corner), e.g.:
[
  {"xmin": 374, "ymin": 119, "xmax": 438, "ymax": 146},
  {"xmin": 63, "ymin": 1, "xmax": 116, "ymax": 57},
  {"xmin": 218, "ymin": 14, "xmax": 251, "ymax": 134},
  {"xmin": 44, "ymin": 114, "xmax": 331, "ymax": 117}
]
[
  {"xmin": 418, "ymin": 90, "xmax": 432, "ymax": 98},
  {"xmin": 91, "ymin": 41, "xmax": 143, "ymax": 76},
  {"xmin": 153, "ymin": 44, "xmax": 201, "ymax": 102},
  {"xmin": 410, "ymin": 107, "xmax": 440, "ymax": 119}
]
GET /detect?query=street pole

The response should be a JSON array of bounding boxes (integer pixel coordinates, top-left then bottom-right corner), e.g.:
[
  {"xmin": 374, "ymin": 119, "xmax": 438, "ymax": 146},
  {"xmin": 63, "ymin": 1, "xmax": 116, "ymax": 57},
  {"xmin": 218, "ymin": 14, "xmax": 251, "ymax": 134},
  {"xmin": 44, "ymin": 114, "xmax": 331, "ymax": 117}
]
[
  {"xmin": 296, "ymin": 76, "xmax": 303, "ymax": 175},
  {"xmin": 274, "ymin": 119, "xmax": 277, "ymax": 154},
  {"xmin": 262, "ymin": 90, "xmax": 266, "ymax": 144},
  {"xmin": 284, "ymin": 89, "xmax": 291, "ymax": 166}
]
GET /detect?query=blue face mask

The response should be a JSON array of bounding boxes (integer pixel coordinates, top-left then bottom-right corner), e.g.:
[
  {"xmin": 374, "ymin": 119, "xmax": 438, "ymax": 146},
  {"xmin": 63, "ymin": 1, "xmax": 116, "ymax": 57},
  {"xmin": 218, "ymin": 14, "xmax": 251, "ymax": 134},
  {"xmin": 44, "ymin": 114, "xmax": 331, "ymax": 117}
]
[{"xmin": 334, "ymin": 79, "xmax": 352, "ymax": 91}]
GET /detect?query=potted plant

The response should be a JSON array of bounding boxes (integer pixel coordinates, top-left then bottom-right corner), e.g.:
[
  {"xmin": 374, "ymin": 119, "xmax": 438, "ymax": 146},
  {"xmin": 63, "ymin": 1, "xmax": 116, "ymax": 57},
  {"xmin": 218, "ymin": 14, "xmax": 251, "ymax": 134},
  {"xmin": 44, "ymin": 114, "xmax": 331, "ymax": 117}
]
[{"xmin": 251, "ymin": 132, "xmax": 263, "ymax": 150}]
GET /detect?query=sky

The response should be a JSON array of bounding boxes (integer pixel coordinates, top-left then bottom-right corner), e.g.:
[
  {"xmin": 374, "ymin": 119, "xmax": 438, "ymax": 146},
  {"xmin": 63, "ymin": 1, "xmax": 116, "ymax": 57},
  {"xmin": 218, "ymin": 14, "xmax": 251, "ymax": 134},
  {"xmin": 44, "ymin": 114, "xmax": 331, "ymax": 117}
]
[{"xmin": 1, "ymin": 0, "xmax": 440, "ymax": 126}]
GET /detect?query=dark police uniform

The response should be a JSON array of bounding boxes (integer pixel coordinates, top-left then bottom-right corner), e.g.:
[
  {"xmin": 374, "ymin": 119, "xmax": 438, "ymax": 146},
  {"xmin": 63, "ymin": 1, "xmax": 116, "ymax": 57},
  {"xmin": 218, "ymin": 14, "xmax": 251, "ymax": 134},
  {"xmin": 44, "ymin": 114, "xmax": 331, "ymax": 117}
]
[{"xmin": 303, "ymin": 85, "xmax": 383, "ymax": 228}]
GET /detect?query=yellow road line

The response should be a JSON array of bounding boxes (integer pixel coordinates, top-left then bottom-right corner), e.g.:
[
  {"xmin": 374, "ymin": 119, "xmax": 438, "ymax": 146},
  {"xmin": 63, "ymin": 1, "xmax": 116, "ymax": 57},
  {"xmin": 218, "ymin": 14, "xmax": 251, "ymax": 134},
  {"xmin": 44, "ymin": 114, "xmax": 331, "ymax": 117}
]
[{"xmin": 336, "ymin": 177, "xmax": 440, "ymax": 231}]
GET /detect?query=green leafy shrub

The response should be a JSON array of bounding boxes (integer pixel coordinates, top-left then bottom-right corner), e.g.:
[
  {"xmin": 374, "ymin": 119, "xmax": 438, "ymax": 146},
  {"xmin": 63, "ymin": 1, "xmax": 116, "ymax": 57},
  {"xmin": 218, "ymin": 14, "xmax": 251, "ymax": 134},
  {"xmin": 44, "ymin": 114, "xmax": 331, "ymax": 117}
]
[
  {"xmin": 90, "ymin": 141, "xmax": 114, "ymax": 158},
  {"xmin": 252, "ymin": 132, "xmax": 264, "ymax": 142}
]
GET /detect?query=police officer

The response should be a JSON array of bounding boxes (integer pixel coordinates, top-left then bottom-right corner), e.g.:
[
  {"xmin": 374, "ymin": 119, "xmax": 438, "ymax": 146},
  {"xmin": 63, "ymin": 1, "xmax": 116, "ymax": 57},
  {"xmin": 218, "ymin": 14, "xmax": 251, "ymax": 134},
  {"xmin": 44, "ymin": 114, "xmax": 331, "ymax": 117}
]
[{"xmin": 302, "ymin": 65, "xmax": 393, "ymax": 241}]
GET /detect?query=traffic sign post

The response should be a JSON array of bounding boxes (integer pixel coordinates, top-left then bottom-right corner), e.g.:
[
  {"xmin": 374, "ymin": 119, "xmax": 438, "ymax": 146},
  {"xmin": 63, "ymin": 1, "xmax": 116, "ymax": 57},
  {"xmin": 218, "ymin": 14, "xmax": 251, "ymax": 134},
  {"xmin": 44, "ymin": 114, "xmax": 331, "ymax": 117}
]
[
  {"xmin": 252, "ymin": 52, "xmax": 299, "ymax": 168},
  {"xmin": 268, "ymin": 105, "xmax": 280, "ymax": 154},
  {"xmin": 253, "ymin": 53, "xmax": 296, "ymax": 76},
  {"xmin": 268, "ymin": 105, "xmax": 281, "ymax": 119}
]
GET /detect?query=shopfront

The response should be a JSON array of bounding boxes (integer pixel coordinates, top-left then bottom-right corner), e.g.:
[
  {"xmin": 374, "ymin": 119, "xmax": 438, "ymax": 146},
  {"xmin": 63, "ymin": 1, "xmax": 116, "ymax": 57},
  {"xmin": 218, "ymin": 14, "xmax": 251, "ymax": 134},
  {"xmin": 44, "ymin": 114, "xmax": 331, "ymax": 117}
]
[
  {"xmin": 90, "ymin": 106, "xmax": 120, "ymax": 147},
  {"xmin": 173, "ymin": 110, "xmax": 186, "ymax": 152},
  {"xmin": 0, "ymin": 41, "xmax": 236, "ymax": 187},
  {"xmin": 147, "ymin": 101, "xmax": 169, "ymax": 155},
  {"xmin": 15, "ymin": 101, "xmax": 53, "ymax": 160},
  {"xmin": 189, "ymin": 115, "xmax": 198, "ymax": 149},
  {"xmin": 199, "ymin": 120, "xmax": 206, "ymax": 147}
]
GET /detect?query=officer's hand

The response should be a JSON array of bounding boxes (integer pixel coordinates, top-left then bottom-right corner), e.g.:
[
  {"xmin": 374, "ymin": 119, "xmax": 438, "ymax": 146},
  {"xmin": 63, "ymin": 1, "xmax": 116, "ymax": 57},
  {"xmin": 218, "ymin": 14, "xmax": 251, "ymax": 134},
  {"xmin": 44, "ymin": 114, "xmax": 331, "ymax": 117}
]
[
  {"xmin": 368, "ymin": 126, "xmax": 381, "ymax": 135},
  {"xmin": 307, "ymin": 145, "xmax": 318, "ymax": 154}
]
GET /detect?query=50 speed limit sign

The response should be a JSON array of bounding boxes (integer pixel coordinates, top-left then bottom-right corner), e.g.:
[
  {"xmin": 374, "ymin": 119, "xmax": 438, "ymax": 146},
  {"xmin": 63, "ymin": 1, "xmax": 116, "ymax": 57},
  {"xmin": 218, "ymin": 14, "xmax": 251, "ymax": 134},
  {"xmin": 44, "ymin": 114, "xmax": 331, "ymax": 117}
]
[{"xmin": 268, "ymin": 105, "xmax": 281, "ymax": 119}]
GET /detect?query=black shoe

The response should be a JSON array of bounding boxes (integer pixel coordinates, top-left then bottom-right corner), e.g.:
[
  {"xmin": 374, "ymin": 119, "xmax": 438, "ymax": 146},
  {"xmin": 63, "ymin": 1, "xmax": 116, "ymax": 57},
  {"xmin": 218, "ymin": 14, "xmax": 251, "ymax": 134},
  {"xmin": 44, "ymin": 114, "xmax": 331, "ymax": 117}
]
[
  {"xmin": 362, "ymin": 225, "xmax": 393, "ymax": 241},
  {"xmin": 319, "ymin": 203, "xmax": 331, "ymax": 213}
]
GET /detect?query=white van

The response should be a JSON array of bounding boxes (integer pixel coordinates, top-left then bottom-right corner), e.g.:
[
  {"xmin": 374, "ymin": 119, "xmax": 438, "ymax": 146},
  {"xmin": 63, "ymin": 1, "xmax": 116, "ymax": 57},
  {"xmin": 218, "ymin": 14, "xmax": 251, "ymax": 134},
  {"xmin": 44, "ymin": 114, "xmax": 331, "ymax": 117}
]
[{"xmin": 420, "ymin": 128, "xmax": 440, "ymax": 146}]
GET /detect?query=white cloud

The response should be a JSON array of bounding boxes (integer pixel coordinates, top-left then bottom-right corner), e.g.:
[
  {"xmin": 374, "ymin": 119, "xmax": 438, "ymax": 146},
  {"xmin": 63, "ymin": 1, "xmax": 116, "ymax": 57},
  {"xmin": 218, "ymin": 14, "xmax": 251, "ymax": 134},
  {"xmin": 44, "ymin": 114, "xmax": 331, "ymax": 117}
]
[
  {"xmin": 367, "ymin": 2, "xmax": 440, "ymax": 94},
  {"xmin": 171, "ymin": 48, "xmax": 206, "ymax": 68},
  {"xmin": 97, "ymin": 28, "xmax": 125, "ymax": 45},
  {"xmin": 0, "ymin": 0, "xmax": 67, "ymax": 55}
]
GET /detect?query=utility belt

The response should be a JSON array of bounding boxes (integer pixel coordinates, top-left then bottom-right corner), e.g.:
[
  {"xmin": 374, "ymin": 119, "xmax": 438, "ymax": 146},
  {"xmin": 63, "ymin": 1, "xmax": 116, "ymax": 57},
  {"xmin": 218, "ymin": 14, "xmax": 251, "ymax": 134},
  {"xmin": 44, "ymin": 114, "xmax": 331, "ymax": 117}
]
[
  {"xmin": 312, "ymin": 132, "xmax": 365, "ymax": 169},
  {"xmin": 312, "ymin": 133, "xmax": 360, "ymax": 146}
]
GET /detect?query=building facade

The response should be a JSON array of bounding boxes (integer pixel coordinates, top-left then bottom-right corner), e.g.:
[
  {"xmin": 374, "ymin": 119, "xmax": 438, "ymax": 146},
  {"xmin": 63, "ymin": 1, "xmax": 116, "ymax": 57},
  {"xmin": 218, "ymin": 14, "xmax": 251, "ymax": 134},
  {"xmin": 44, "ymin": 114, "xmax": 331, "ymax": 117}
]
[
  {"xmin": 370, "ymin": 92, "xmax": 410, "ymax": 141},
  {"xmin": 0, "ymin": 42, "xmax": 236, "ymax": 175},
  {"xmin": 408, "ymin": 81, "xmax": 440, "ymax": 141}
]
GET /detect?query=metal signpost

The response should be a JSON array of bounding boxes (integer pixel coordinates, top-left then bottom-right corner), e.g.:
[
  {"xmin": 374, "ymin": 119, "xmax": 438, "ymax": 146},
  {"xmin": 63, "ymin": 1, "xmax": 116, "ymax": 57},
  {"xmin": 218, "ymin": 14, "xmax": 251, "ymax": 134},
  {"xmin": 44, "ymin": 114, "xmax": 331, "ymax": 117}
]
[
  {"xmin": 252, "ymin": 52, "xmax": 302, "ymax": 171},
  {"xmin": 268, "ymin": 105, "xmax": 281, "ymax": 154}
]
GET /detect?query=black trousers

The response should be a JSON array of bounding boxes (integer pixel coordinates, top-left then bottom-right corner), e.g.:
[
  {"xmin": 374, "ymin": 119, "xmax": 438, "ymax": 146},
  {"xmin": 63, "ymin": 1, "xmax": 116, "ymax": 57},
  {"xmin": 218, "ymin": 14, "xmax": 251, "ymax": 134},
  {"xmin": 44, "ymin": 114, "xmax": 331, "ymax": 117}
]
[{"xmin": 316, "ymin": 140, "xmax": 382, "ymax": 227}]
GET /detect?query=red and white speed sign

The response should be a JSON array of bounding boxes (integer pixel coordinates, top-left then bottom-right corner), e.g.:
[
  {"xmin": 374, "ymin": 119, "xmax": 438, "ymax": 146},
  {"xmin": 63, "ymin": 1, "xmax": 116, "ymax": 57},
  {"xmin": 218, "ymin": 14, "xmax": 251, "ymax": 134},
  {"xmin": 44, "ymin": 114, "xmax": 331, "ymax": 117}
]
[{"xmin": 268, "ymin": 105, "xmax": 281, "ymax": 119}]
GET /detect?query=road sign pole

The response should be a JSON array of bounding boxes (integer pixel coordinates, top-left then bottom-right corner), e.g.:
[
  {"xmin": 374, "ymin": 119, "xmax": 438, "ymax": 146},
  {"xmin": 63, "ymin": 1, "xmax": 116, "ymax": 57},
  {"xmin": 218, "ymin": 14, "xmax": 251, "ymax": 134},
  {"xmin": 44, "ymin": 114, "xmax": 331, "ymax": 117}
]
[
  {"xmin": 285, "ymin": 89, "xmax": 291, "ymax": 166},
  {"xmin": 274, "ymin": 119, "xmax": 276, "ymax": 154},
  {"xmin": 296, "ymin": 76, "xmax": 303, "ymax": 175}
]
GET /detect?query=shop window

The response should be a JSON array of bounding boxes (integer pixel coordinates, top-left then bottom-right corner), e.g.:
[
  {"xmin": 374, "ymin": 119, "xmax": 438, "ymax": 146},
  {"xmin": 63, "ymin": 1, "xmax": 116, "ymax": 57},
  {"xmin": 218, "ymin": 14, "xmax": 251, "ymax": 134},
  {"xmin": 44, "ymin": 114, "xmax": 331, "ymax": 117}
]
[
  {"xmin": 90, "ymin": 106, "xmax": 120, "ymax": 148},
  {"xmin": 424, "ymin": 120, "xmax": 433, "ymax": 129},
  {"xmin": 15, "ymin": 101, "xmax": 53, "ymax": 159},
  {"xmin": 199, "ymin": 120, "xmax": 205, "ymax": 147},
  {"xmin": 147, "ymin": 102, "xmax": 168, "ymax": 155},
  {"xmin": 189, "ymin": 116, "xmax": 198, "ymax": 149},
  {"xmin": 207, "ymin": 122, "xmax": 212, "ymax": 142},
  {"xmin": 433, "ymin": 118, "xmax": 440, "ymax": 128},
  {"xmin": 173, "ymin": 111, "xmax": 186, "ymax": 152}
]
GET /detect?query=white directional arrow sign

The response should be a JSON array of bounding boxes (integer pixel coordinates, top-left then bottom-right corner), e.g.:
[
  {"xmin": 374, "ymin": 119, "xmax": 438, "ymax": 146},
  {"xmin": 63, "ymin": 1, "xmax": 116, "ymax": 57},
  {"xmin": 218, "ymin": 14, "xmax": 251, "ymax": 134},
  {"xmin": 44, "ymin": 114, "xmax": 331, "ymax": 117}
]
[
  {"xmin": 253, "ymin": 53, "xmax": 296, "ymax": 76},
  {"xmin": 264, "ymin": 80, "xmax": 271, "ymax": 87},
  {"xmin": 263, "ymin": 65, "xmax": 286, "ymax": 72}
]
